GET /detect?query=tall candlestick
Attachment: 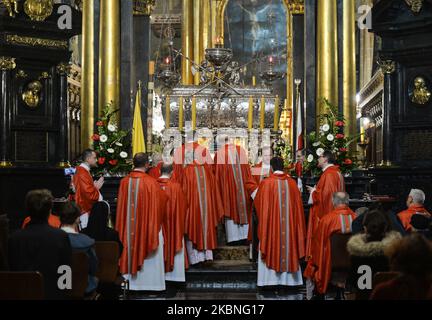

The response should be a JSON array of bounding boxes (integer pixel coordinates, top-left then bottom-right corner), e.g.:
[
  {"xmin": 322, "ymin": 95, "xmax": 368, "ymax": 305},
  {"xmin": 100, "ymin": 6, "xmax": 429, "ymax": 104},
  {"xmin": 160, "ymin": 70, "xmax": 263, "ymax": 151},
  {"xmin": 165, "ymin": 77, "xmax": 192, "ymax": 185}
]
[
  {"xmin": 260, "ymin": 95, "xmax": 265, "ymax": 131},
  {"xmin": 178, "ymin": 97, "xmax": 184, "ymax": 131},
  {"xmin": 252, "ymin": 76, "xmax": 256, "ymax": 87},
  {"xmin": 192, "ymin": 96, "xmax": 197, "ymax": 130},
  {"xmin": 165, "ymin": 95, "xmax": 170, "ymax": 129},
  {"xmin": 248, "ymin": 96, "xmax": 254, "ymax": 131},
  {"xmin": 273, "ymin": 95, "xmax": 280, "ymax": 131},
  {"xmin": 360, "ymin": 123, "xmax": 365, "ymax": 143}
]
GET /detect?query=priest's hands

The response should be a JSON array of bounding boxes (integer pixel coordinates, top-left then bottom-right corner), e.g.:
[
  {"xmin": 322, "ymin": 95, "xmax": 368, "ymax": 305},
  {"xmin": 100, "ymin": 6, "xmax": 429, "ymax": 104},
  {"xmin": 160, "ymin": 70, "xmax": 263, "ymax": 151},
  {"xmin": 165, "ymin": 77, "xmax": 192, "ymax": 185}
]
[{"xmin": 94, "ymin": 176, "xmax": 104, "ymax": 190}]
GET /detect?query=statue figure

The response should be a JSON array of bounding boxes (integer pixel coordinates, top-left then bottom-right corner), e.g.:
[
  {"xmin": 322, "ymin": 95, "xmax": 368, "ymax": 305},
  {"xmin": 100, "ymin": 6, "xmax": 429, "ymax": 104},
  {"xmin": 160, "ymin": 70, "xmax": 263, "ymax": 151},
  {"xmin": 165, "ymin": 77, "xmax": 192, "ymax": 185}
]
[
  {"xmin": 411, "ymin": 77, "xmax": 431, "ymax": 105},
  {"xmin": 199, "ymin": 60, "xmax": 214, "ymax": 85},
  {"xmin": 22, "ymin": 81, "xmax": 42, "ymax": 108},
  {"xmin": 226, "ymin": 61, "xmax": 241, "ymax": 86}
]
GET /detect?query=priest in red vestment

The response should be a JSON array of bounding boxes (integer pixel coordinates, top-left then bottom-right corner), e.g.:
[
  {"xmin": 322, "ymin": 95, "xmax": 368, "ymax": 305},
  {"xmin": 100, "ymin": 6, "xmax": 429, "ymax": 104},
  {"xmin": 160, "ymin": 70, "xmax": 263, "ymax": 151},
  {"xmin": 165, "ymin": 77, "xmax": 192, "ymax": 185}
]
[
  {"xmin": 116, "ymin": 153, "xmax": 168, "ymax": 291},
  {"xmin": 397, "ymin": 189, "xmax": 430, "ymax": 232},
  {"xmin": 148, "ymin": 153, "xmax": 163, "ymax": 179},
  {"xmin": 72, "ymin": 149, "xmax": 104, "ymax": 229},
  {"xmin": 304, "ymin": 192, "xmax": 356, "ymax": 297},
  {"xmin": 254, "ymin": 157, "xmax": 306, "ymax": 288},
  {"xmin": 214, "ymin": 138, "xmax": 258, "ymax": 243},
  {"xmin": 173, "ymin": 136, "xmax": 214, "ymax": 186},
  {"xmin": 251, "ymin": 146, "xmax": 273, "ymax": 185},
  {"xmin": 306, "ymin": 150, "xmax": 345, "ymax": 259},
  {"xmin": 157, "ymin": 163, "xmax": 188, "ymax": 282},
  {"xmin": 182, "ymin": 148, "xmax": 223, "ymax": 265}
]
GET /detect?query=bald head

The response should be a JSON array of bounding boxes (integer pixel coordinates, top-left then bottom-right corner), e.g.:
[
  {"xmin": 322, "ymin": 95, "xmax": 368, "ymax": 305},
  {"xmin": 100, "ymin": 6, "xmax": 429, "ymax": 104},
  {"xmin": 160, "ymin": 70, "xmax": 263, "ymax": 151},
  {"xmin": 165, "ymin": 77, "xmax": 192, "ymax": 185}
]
[{"xmin": 333, "ymin": 192, "xmax": 350, "ymax": 207}]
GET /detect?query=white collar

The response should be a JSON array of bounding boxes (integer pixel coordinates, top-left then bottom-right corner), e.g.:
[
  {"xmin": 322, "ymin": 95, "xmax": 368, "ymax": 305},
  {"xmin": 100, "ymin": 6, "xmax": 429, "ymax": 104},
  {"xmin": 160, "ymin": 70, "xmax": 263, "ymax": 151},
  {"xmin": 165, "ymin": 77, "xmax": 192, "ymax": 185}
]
[
  {"xmin": 61, "ymin": 226, "xmax": 78, "ymax": 234},
  {"xmin": 274, "ymin": 170, "xmax": 284, "ymax": 174},
  {"xmin": 159, "ymin": 175, "xmax": 170, "ymax": 179},
  {"xmin": 322, "ymin": 164, "xmax": 334, "ymax": 172},
  {"xmin": 80, "ymin": 163, "xmax": 90, "ymax": 171}
]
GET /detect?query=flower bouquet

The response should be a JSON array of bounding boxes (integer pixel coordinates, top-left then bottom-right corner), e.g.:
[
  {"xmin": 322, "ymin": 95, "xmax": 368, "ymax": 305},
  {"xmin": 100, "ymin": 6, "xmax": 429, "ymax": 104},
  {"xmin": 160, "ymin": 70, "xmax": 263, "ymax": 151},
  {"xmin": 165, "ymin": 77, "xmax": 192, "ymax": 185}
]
[
  {"xmin": 303, "ymin": 99, "xmax": 358, "ymax": 177},
  {"xmin": 91, "ymin": 104, "xmax": 132, "ymax": 176}
]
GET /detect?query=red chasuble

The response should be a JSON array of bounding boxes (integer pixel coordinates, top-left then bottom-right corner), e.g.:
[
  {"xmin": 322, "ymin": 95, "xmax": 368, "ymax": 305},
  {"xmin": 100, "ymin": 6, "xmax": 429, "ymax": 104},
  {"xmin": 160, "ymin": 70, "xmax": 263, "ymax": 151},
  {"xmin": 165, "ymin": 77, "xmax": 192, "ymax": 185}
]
[
  {"xmin": 251, "ymin": 162, "xmax": 273, "ymax": 185},
  {"xmin": 183, "ymin": 162, "xmax": 223, "ymax": 251},
  {"xmin": 214, "ymin": 144, "xmax": 258, "ymax": 226},
  {"xmin": 173, "ymin": 142, "xmax": 214, "ymax": 186},
  {"xmin": 303, "ymin": 205, "xmax": 356, "ymax": 294},
  {"xmin": 148, "ymin": 162, "xmax": 163, "ymax": 179},
  {"xmin": 116, "ymin": 170, "xmax": 167, "ymax": 275},
  {"xmin": 72, "ymin": 166, "xmax": 100, "ymax": 213},
  {"xmin": 157, "ymin": 177, "xmax": 188, "ymax": 272},
  {"xmin": 306, "ymin": 165, "xmax": 345, "ymax": 259},
  {"xmin": 397, "ymin": 204, "xmax": 431, "ymax": 231},
  {"xmin": 254, "ymin": 173, "xmax": 306, "ymax": 273}
]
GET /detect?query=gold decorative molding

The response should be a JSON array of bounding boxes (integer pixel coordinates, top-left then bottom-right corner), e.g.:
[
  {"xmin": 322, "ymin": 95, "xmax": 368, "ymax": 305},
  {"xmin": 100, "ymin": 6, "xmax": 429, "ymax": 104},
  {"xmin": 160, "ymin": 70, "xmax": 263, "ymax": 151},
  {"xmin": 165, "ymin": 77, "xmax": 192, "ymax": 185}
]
[
  {"xmin": 57, "ymin": 62, "xmax": 71, "ymax": 76},
  {"xmin": 24, "ymin": 0, "xmax": 53, "ymax": 22},
  {"xmin": 284, "ymin": 0, "xmax": 305, "ymax": 14},
  {"xmin": 133, "ymin": 0, "xmax": 155, "ymax": 16},
  {"xmin": 0, "ymin": 56, "xmax": 16, "ymax": 70},
  {"xmin": 1, "ymin": 0, "xmax": 19, "ymax": 17},
  {"xmin": 16, "ymin": 69, "xmax": 28, "ymax": 78},
  {"xmin": 410, "ymin": 76, "xmax": 431, "ymax": 105},
  {"xmin": 6, "ymin": 34, "xmax": 69, "ymax": 50},
  {"xmin": 22, "ymin": 80, "xmax": 43, "ymax": 108},
  {"xmin": 378, "ymin": 59, "xmax": 396, "ymax": 74},
  {"xmin": 0, "ymin": 161, "xmax": 13, "ymax": 168},
  {"xmin": 405, "ymin": 0, "xmax": 424, "ymax": 13},
  {"xmin": 39, "ymin": 71, "xmax": 50, "ymax": 80}
]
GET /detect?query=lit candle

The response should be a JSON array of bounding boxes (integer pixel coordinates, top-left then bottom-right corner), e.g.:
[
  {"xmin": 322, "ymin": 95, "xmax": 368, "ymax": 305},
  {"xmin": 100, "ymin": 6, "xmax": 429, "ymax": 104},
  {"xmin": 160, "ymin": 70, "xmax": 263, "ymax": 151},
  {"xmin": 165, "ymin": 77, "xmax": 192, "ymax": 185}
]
[
  {"xmin": 192, "ymin": 96, "xmax": 197, "ymax": 130},
  {"xmin": 273, "ymin": 95, "xmax": 280, "ymax": 131},
  {"xmin": 248, "ymin": 96, "xmax": 254, "ymax": 131},
  {"xmin": 165, "ymin": 95, "xmax": 170, "ymax": 129},
  {"xmin": 260, "ymin": 95, "xmax": 265, "ymax": 131},
  {"xmin": 149, "ymin": 60, "xmax": 155, "ymax": 76},
  {"xmin": 252, "ymin": 76, "xmax": 256, "ymax": 87},
  {"xmin": 178, "ymin": 97, "xmax": 184, "ymax": 131},
  {"xmin": 269, "ymin": 56, "xmax": 274, "ymax": 64}
]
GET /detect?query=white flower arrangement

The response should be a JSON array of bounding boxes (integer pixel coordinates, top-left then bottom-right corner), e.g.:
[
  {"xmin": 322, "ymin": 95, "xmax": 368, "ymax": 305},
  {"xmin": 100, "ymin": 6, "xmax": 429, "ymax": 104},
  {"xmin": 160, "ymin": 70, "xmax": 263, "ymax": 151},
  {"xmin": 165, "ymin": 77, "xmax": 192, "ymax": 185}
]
[
  {"xmin": 120, "ymin": 151, "xmax": 128, "ymax": 159},
  {"xmin": 99, "ymin": 134, "xmax": 108, "ymax": 143},
  {"xmin": 316, "ymin": 148, "xmax": 325, "ymax": 156},
  {"xmin": 115, "ymin": 142, "xmax": 123, "ymax": 147},
  {"xmin": 108, "ymin": 124, "xmax": 116, "ymax": 132},
  {"xmin": 322, "ymin": 124, "xmax": 330, "ymax": 132},
  {"xmin": 313, "ymin": 142, "xmax": 321, "ymax": 147},
  {"xmin": 327, "ymin": 134, "xmax": 334, "ymax": 141},
  {"xmin": 107, "ymin": 148, "xmax": 114, "ymax": 154},
  {"xmin": 307, "ymin": 154, "xmax": 314, "ymax": 163}
]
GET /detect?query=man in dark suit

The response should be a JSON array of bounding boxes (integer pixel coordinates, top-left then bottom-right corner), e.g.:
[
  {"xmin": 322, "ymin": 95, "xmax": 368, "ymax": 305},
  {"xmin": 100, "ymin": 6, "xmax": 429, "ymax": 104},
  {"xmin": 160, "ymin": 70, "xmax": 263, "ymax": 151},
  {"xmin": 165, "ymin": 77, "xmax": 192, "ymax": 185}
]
[{"xmin": 8, "ymin": 189, "xmax": 72, "ymax": 299}]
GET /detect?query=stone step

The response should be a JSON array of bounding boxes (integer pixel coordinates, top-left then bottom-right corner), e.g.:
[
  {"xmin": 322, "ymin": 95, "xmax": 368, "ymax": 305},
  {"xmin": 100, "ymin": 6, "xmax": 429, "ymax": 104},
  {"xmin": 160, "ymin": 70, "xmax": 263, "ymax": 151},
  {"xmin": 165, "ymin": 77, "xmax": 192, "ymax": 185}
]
[
  {"xmin": 185, "ymin": 259, "xmax": 257, "ymax": 292},
  {"xmin": 213, "ymin": 245, "xmax": 250, "ymax": 261}
]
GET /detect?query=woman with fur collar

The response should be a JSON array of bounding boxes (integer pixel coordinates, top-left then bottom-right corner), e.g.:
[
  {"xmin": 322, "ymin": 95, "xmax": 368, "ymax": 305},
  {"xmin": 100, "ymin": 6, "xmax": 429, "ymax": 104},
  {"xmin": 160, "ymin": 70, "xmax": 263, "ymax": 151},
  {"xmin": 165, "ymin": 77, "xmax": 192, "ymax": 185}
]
[{"xmin": 347, "ymin": 210, "xmax": 402, "ymax": 299}]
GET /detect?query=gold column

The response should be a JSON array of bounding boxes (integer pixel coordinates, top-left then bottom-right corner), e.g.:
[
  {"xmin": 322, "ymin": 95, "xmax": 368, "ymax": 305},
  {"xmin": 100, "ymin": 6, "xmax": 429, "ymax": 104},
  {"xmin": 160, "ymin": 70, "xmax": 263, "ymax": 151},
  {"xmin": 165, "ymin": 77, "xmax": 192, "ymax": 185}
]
[
  {"xmin": 193, "ymin": 0, "xmax": 201, "ymax": 85},
  {"xmin": 81, "ymin": 0, "xmax": 95, "ymax": 149},
  {"xmin": 201, "ymin": 0, "xmax": 211, "ymax": 58},
  {"xmin": 182, "ymin": 0, "xmax": 193, "ymax": 85},
  {"xmin": 343, "ymin": 0, "xmax": 357, "ymax": 151},
  {"xmin": 316, "ymin": 0, "xmax": 338, "ymax": 127},
  {"xmin": 99, "ymin": 0, "xmax": 120, "ymax": 116}
]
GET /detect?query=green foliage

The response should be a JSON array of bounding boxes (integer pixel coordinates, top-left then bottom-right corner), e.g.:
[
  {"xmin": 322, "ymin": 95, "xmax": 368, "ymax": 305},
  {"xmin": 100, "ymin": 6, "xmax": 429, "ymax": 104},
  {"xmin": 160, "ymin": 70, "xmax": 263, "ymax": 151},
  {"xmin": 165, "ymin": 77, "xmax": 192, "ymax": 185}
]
[{"xmin": 303, "ymin": 99, "xmax": 358, "ymax": 177}]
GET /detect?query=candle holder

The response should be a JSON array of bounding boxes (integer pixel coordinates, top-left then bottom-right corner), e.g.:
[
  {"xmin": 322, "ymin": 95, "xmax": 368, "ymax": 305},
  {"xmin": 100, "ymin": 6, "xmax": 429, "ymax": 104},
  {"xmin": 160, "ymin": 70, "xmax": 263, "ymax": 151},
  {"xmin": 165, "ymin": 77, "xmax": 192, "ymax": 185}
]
[
  {"xmin": 260, "ymin": 57, "xmax": 286, "ymax": 85},
  {"xmin": 156, "ymin": 59, "xmax": 180, "ymax": 88}
]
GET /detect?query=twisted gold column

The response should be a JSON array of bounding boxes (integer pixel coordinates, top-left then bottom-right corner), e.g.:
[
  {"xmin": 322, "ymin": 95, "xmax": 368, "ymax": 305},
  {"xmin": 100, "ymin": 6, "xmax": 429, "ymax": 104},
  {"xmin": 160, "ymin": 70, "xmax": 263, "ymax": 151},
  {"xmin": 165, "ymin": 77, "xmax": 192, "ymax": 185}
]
[
  {"xmin": 316, "ymin": 0, "xmax": 338, "ymax": 127},
  {"xmin": 81, "ymin": 0, "xmax": 95, "ymax": 149},
  {"xmin": 99, "ymin": 0, "xmax": 120, "ymax": 116}
]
